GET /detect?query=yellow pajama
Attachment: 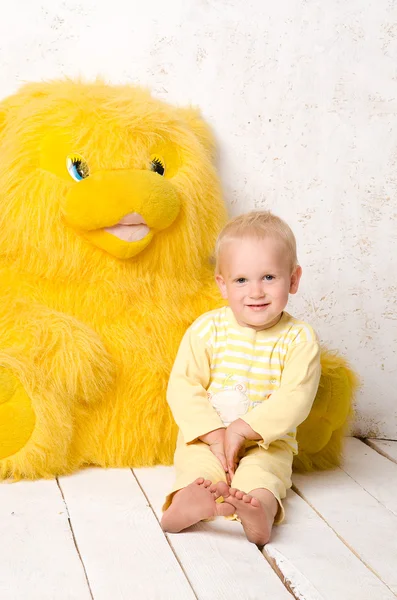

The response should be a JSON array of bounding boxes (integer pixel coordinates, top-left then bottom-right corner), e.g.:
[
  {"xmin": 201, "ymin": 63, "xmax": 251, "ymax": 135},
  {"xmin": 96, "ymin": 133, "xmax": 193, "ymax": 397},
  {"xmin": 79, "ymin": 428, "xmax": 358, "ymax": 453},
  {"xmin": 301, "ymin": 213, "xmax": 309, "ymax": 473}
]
[{"xmin": 163, "ymin": 307, "xmax": 321, "ymax": 523}]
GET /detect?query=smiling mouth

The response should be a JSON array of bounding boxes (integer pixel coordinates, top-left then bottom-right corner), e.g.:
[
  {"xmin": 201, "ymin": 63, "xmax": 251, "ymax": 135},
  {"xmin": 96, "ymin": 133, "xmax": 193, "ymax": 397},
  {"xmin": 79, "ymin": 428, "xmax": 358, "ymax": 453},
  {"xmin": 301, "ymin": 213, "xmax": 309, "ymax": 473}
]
[
  {"xmin": 247, "ymin": 304, "xmax": 270, "ymax": 311},
  {"xmin": 104, "ymin": 212, "xmax": 150, "ymax": 242}
]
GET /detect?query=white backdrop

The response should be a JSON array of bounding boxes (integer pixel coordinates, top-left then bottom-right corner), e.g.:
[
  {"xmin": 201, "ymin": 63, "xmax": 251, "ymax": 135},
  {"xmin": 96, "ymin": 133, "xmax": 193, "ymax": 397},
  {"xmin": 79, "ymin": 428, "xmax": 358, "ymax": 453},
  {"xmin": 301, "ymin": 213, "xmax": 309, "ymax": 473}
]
[{"xmin": 1, "ymin": 0, "xmax": 396, "ymax": 438}]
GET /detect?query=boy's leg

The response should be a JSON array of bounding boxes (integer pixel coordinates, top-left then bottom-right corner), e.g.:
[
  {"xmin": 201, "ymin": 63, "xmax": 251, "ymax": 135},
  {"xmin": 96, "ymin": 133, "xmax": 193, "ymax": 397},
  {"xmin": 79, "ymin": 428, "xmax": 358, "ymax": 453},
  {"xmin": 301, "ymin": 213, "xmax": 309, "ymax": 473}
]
[
  {"xmin": 161, "ymin": 438, "xmax": 233, "ymax": 533},
  {"xmin": 224, "ymin": 441, "xmax": 293, "ymax": 546}
]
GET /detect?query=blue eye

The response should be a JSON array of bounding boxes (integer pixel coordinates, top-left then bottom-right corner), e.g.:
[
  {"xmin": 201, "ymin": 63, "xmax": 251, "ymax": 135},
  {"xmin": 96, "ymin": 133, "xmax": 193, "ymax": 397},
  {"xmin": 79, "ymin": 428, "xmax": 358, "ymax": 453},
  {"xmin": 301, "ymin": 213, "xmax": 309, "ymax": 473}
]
[
  {"xmin": 236, "ymin": 278, "xmax": 247, "ymax": 284},
  {"xmin": 66, "ymin": 154, "xmax": 89, "ymax": 182},
  {"xmin": 264, "ymin": 275, "xmax": 274, "ymax": 281}
]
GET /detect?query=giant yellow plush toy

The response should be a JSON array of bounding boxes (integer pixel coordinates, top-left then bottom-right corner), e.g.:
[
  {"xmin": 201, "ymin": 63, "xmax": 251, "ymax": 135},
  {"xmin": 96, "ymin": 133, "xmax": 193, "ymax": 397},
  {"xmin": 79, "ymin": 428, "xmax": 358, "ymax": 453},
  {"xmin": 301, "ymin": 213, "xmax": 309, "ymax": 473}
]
[{"xmin": 0, "ymin": 80, "xmax": 356, "ymax": 480}]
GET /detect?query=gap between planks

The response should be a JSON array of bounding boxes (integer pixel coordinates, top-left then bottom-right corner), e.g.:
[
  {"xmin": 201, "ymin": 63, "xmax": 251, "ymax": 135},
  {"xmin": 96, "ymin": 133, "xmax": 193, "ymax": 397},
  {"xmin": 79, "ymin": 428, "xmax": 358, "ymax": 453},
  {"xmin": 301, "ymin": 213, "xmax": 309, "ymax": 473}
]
[
  {"xmin": 56, "ymin": 478, "xmax": 94, "ymax": 600},
  {"xmin": 262, "ymin": 550, "xmax": 303, "ymax": 600},
  {"xmin": 365, "ymin": 438, "xmax": 397, "ymax": 465}
]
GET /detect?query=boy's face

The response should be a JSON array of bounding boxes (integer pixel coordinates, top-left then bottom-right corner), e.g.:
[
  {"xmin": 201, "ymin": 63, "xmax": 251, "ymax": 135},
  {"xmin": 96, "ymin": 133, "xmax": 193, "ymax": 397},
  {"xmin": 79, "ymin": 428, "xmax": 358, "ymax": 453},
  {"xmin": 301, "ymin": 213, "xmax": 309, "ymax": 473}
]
[{"xmin": 215, "ymin": 236, "xmax": 302, "ymax": 331}]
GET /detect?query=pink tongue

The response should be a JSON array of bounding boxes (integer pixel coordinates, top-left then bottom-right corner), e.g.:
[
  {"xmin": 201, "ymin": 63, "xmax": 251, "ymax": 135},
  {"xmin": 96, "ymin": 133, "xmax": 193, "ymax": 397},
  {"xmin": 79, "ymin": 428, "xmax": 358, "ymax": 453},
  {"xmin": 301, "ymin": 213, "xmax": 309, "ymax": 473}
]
[{"xmin": 104, "ymin": 223, "xmax": 150, "ymax": 242}]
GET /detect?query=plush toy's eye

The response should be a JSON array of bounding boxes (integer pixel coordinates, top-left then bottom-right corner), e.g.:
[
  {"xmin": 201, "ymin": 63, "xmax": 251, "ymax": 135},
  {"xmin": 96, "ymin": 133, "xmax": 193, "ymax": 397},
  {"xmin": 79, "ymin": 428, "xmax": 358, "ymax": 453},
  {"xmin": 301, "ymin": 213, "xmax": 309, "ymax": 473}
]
[
  {"xmin": 150, "ymin": 154, "xmax": 165, "ymax": 176},
  {"xmin": 66, "ymin": 154, "xmax": 89, "ymax": 182}
]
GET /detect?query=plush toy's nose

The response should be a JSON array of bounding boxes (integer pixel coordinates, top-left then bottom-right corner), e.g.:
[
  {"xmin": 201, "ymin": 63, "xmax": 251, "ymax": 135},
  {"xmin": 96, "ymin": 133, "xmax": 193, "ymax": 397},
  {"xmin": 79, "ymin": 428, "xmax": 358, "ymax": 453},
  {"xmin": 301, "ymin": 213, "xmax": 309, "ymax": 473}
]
[{"xmin": 62, "ymin": 168, "xmax": 180, "ymax": 232}]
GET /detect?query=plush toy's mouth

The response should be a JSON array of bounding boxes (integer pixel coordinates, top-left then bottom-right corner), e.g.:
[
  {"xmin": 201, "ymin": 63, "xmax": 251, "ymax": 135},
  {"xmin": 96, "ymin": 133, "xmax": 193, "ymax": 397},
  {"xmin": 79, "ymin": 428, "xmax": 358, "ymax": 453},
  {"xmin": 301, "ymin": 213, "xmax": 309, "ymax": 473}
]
[{"xmin": 104, "ymin": 212, "xmax": 150, "ymax": 242}]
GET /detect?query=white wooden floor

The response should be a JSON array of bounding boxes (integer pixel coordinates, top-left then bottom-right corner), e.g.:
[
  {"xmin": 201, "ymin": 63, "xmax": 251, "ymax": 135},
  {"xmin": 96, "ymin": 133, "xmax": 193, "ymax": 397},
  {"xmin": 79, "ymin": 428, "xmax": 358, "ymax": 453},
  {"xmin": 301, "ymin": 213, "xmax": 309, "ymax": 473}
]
[{"xmin": 1, "ymin": 438, "xmax": 397, "ymax": 600}]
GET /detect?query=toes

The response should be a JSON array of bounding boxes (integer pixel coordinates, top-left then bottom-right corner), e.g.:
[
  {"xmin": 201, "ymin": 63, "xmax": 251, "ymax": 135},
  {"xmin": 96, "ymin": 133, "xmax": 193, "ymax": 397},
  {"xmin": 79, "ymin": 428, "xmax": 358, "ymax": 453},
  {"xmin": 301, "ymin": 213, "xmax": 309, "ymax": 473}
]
[
  {"xmin": 203, "ymin": 479, "xmax": 212, "ymax": 488},
  {"xmin": 216, "ymin": 481, "xmax": 230, "ymax": 499},
  {"xmin": 194, "ymin": 478, "xmax": 205, "ymax": 485},
  {"xmin": 227, "ymin": 488, "xmax": 259, "ymax": 506},
  {"xmin": 209, "ymin": 482, "xmax": 222, "ymax": 499},
  {"xmin": 237, "ymin": 493, "xmax": 260, "ymax": 507}
]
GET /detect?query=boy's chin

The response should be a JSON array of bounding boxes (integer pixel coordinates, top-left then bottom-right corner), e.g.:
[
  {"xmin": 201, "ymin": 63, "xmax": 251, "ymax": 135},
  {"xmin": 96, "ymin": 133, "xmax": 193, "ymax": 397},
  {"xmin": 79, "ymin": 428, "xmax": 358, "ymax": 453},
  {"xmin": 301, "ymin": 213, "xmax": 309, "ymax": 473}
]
[{"xmin": 243, "ymin": 310, "xmax": 282, "ymax": 330}]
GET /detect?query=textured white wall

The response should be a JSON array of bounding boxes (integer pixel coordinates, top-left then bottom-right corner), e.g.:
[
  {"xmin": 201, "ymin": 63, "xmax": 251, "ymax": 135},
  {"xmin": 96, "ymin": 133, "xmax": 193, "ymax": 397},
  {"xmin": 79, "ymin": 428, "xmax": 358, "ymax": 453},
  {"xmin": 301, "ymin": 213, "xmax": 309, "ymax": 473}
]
[{"xmin": 1, "ymin": 0, "xmax": 396, "ymax": 438}]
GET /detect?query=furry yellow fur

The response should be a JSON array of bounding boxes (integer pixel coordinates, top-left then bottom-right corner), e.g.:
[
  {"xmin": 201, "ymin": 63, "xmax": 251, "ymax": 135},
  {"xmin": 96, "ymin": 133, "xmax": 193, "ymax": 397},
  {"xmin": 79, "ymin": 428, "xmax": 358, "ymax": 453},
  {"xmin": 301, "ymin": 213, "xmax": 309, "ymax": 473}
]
[{"xmin": 0, "ymin": 80, "xmax": 356, "ymax": 479}]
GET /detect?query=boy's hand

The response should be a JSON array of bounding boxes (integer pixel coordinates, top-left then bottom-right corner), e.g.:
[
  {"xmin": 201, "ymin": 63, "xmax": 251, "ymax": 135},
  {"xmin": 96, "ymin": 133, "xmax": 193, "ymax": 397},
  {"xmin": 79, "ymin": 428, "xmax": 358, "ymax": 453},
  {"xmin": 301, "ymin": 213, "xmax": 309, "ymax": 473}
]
[
  {"xmin": 225, "ymin": 419, "xmax": 262, "ymax": 479},
  {"xmin": 199, "ymin": 428, "xmax": 229, "ymax": 479}
]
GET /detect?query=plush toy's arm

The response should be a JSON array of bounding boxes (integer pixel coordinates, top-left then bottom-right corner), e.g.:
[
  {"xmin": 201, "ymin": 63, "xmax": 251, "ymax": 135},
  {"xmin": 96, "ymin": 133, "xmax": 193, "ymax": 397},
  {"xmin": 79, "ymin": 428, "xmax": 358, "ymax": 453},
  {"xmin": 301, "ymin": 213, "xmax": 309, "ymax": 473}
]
[{"xmin": 2, "ymin": 299, "xmax": 114, "ymax": 403}]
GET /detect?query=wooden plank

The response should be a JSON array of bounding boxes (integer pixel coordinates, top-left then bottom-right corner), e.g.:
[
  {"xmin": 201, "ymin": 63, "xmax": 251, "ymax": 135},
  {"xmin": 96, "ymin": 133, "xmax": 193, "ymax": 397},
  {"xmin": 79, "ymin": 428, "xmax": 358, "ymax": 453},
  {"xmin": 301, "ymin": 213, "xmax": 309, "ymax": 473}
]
[
  {"xmin": 134, "ymin": 466, "xmax": 292, "ymax": 600},
  {"xmin": 58, "ymin": 468, "xmax": 195, "ymax": 600},
  {"xmin": 0, "ymin": 479, "xmax": 91, "ymax": 600},
  {"xmin": 265, "ymin": 490, "xmax": 396, "ymax": 600},
  {"xmin": 293, "ymin": 469, "xmax": 397, "ymax": 595},
  {"xmin": 341, "ymin": 438, "xmax": 397, "ymax": 516},
  {"xmin": 366, "ymin": 439, "xmax": 397, "ymax": 464}
]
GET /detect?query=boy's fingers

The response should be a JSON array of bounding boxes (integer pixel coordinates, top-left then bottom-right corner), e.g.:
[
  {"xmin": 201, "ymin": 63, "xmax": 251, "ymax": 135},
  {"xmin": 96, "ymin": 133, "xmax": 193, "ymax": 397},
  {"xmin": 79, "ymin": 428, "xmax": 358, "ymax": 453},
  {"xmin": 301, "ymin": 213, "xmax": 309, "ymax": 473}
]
[
  {"xmin": 227, "ymin": 453, "xmax": 235, "ymax": 477},
  {"xmin": 211, "ymin": 446, "xmax": 228, "ymax": 474},
  {"xmin": 219, "ymin": 454, "xmax": 228, "ymax": 473},
  {"xmin": 227, "ymin": 445, "xmax": 240, "ymax": 477},
  {"xmin": 216, "ymin": 447, "xmax": 228, "ymax": 472}
]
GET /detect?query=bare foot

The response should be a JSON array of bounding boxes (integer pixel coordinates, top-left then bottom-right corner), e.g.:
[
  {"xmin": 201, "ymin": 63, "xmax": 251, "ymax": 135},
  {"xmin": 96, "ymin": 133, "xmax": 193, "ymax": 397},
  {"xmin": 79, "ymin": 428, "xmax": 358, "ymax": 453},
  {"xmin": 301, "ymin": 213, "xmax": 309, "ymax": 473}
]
[
  {"xmin": 161, "ymin": 479, "xmax": 234, "ymax": 533},
  {"xmin": 223, "ymin": 487, "xmax": 275, "ymax": 546},
  {"xmin": 209, "ymin": 480, "xmax": 230, "ymax": 500}
]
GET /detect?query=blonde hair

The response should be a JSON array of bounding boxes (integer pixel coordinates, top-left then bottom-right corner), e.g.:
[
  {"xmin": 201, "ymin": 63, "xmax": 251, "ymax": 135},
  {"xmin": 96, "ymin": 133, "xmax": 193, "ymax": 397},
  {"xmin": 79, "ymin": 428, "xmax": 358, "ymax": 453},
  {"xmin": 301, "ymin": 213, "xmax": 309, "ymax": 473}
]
[{"xmin": 215, "ymin": 210, "xmax": 298, "ymax": 273}]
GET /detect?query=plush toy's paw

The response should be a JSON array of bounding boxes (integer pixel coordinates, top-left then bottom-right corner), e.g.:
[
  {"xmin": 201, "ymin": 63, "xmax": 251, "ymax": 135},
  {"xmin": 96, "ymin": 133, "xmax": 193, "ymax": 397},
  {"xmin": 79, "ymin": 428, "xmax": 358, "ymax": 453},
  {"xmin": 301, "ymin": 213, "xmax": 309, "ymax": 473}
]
[
  {"xmin": 31, "ymin": 312, "xmax": 115, "ymax": 403},
  {"xmin": 0, "ymin": 364, "xmax": 75, "ymax": 479},
  {"xmin": 0, "ymin": 368, "xmax": 36, "ymax": 460}
]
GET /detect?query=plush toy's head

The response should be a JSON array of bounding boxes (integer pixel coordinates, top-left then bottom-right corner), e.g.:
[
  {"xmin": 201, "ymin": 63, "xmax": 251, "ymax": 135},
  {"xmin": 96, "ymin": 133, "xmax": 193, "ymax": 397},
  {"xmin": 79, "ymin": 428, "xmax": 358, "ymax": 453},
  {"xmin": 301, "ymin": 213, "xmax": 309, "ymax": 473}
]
[{"xmin": 0, "ymin": 80, "xmax": 226, "ymax": 281}]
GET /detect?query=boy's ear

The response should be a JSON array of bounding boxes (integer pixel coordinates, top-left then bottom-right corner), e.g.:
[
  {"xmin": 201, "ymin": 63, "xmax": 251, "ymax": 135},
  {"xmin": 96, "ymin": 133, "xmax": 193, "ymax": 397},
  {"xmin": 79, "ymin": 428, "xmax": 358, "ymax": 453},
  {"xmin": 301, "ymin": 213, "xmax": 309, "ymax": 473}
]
[
  {"xmin": 290, "ymin": 265, "xmax": 302, "ymax": 294},
  {"xmin": 215, "ymin": 274, "xmax": 228, "ymax": 299}
]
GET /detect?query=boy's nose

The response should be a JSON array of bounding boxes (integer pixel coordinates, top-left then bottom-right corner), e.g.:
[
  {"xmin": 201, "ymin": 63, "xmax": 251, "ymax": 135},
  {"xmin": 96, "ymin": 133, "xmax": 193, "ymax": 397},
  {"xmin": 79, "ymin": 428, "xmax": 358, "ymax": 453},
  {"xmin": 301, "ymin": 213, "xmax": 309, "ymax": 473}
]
[{"xmin": 249, "ymin": 283, "xmax": 266, "ymax": 299}]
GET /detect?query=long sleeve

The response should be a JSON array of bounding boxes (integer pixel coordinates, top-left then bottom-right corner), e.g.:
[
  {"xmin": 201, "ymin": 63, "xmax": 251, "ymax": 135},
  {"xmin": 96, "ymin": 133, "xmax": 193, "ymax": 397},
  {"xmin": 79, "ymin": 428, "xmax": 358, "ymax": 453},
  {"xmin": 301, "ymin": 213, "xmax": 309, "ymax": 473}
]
[
  {"xmin": 167, "ymin": 327, "xmax": 225, "ymax": 443},
  {"xmin": 241, "ymin": 340, "xmax": 321, "ymax": 448}
]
